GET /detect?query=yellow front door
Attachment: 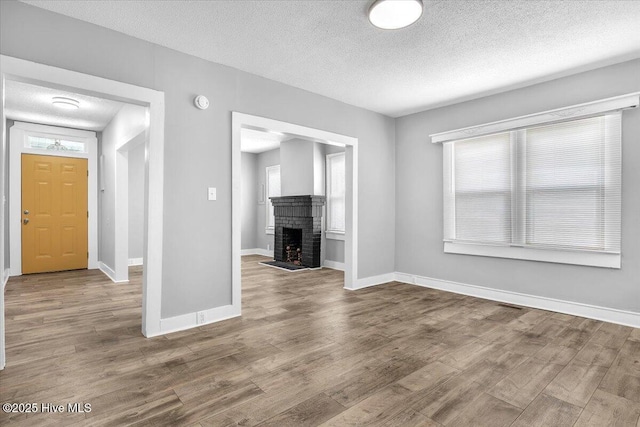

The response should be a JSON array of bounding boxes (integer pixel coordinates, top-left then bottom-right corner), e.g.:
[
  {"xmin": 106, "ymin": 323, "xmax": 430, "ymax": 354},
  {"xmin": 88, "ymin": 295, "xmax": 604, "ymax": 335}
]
[{"xmin": 21, "ymin": 154, "xmax": 88, "ymax": 274}]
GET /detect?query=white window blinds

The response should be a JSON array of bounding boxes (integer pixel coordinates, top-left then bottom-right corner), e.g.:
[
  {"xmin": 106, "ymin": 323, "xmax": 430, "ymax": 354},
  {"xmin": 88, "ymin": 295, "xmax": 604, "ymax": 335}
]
[
  {"xmin": 523, "ymin": 115, "xmax": 621, "ymax": 251},
  {"xmin": 443, "ymin": 113, "xmax": 621, "ymax": 267},
  {"xmin": 266, "ymin": 165, "xmax": 280, "ymax": 230},
  {"xmin": 326, "ymin": 153, "xmax": 346, "ymax": 232},
  {"xmin": 445, "ymin": 132, "xmax": 512, "ymax": 244}
]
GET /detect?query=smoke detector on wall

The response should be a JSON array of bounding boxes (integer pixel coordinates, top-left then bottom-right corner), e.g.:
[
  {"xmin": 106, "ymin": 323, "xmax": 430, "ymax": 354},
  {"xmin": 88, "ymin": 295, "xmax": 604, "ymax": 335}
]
[{"xmin": 194, "ymin": 95, "xmax": 209, "ymax": 110}]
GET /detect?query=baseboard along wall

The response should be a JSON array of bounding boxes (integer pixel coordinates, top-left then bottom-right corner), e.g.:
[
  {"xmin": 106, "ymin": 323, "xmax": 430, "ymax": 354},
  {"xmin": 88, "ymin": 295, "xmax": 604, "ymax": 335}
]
[
  {"xmin": 393, "ymin": 272, "xmax": 640, "ymax": 329},
  {"xmin": 241, "ymin": 248, "xmax": 274, "ymax": 257},
  {"xmin": 157, "ymin": 304, "xmax": 241, "ymax": 336},
  {"xmin": 99, "ymin": 262, "xmax": 129, "ymax": 284}
]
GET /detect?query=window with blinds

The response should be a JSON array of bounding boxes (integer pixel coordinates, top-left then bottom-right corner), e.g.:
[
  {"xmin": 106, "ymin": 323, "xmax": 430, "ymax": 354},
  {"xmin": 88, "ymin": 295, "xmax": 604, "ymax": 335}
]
[
  {"xmin": 326, "ymin": 152, "xmax": 346, "ymax": 233},
  {"xmin": 443, "ymin": 113, "xmax": 621, "ymax": 268},
  {"xmin": 266, "ymin": 165, "xmax": 280, "ymax": 232}
]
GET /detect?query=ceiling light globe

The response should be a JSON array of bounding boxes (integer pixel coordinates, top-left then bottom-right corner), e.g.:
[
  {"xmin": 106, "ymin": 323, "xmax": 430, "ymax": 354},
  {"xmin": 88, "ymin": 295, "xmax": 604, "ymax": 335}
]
[
  {"xmin": 52, "ymin": 96, "xmax": 80, "ymax": 110},
  {"xmin": 369, "ymin": 0, "xmax": 423, "ymax": 30}
]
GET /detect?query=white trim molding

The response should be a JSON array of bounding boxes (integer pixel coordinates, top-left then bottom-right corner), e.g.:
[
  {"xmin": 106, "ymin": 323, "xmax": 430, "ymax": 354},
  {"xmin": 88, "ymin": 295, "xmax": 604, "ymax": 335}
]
[
  {"xmin": 114, "ymin": 129, "xmax": 147, "ymax": 283},
  {"xmin": 0, "ymin": 55, "xmax": 166, "ymax": 345},
  {"xmin": 157, "ymin": 304, "xmax": 241, "ymax": 336},
  {"xmin": 240, "ymin": 248, "xmax": 274, "ymax": 257},
  {"xmin": 351, "ymin": 272, "xmax": 397, "ymax": 290},
  {"xmin": 323, "ymin": 260, "xmax": 345, "ymax": 271},
  {"xmin": 128, "ymin": 258, "xmax": 144, "ymax": 266},
  {"xmin": 232, "ymin": 113, "xmax": 360, "ymax": 320},
  {"xmin": 99, "ymin": 262, "xmax": 129, "ymax": 284},
  {"xmin": 265, "ymin": 164, "xmax": 280, "ymax": 232},
  {"xmin": 9, "ymin": 122, "xmax": 99, "ymax": 276},
  {"xmin": 2, "ymin": 269, "xmax": 8, "ymax": 290},
  {"xmin": 326, "ymin": 231, "xmax": 345, "ymax": 241},
  {"xmin": 394, "ymin": 272, "xmax": 640, "ymax": 328},
  {"xmin": 444, "ymin": 242, "xmax": 620, "ymax": 269},
  {"xmin": 430, "ymin": 92, "xmax": 639, "ymax": 143},
  {"xmin": 326, "ymin": 151, "xmax": 346, "ymax": 235}
]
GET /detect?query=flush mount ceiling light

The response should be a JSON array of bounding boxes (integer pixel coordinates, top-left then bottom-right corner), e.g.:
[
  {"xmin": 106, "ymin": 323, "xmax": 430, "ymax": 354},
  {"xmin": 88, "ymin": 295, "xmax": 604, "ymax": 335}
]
[
  {"xmin": 368, "ymin": 0, "xmax": 423, "ymax": 30},
  {"xmin": 52, "ymin": 96, "xmax": 80, "ymax": 110}
]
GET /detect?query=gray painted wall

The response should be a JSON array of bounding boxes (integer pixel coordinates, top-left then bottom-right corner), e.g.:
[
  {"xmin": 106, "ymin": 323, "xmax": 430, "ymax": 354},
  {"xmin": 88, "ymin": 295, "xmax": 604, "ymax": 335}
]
[
  {"xmin": 280, "ymin": 139, "xmax": 315, "ymax": 197},
  {"xmin": 244, "ymin": 143, "xmax": 345, "ymax": 264},
  {"xmin": 99, "ymin": 104, "xmax": 146, "ymax": 271},
  {"xmin": 325, "ymin": 239, "xmax": 344, "ymax": 264},
  {"xmin": 314, "ymin": 142, "xmax": 325, "ymax": 197},
  {"xmin": 1, "ymin": 2, "xmax": 395, "ymax": 319},
  {"xmin": 395, "ymin": 59, "xmax": 640, "ymax": 314},
  {"xmin": 254, "ymin": 148, "xmax": 280, "ymax": 252},
  {"xmin": 96, "ymin": 132, "xmax": 103, "ymax": 262},
  {"xmin": 99, "ymin": 121, "xmax": 117, "ymax": 270},
  {"xmin": 240, "ymin": 152, "xmax": 257, "ymax": 250},
  {"xmin": 128, "ymin": 142, "xmax": 145, "ymax": 260}
]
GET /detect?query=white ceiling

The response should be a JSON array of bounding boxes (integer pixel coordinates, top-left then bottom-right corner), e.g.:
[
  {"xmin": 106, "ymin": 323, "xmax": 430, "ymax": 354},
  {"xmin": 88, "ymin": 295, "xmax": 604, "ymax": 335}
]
[
  {"xmin": 22, "ymin": 0, "xmax": 640, "ymax": 118},
  {"xmin": 5, "ymin": 80, "xmax": 125, "ymax": 131},
  {"xmin": 241, "ymin": 128, "xmax": 286, "ymax": 154}
]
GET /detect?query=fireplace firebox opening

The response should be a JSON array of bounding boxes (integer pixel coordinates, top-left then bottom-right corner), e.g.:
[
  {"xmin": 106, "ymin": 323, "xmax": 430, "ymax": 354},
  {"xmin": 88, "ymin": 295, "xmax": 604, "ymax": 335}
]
[{"xmin": 282, "ymin": 228, "xmax": 303, "ymax": 265}]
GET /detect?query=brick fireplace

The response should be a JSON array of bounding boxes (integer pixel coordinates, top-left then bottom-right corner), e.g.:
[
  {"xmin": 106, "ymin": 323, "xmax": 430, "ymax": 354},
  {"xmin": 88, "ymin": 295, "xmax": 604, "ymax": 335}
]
[{"xmin": 271, "ymin": 195, "xmax": 325, "ymax": 268}]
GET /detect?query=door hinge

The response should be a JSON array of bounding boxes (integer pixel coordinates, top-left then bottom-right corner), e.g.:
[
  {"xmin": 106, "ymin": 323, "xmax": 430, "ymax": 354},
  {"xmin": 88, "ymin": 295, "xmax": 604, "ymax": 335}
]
[
  {"xmin": 87, "ymin": 211, "xmax": 89, "ymax": 218},
  {"xmin": 87, "ymin": 170, "xmax": 89, "ymax": 176}
]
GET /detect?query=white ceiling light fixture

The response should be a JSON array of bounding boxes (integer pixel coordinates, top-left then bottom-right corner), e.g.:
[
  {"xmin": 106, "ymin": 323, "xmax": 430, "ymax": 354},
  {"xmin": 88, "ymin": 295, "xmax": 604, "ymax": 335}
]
[
  {"xmin": 52, "ymin": 96, "xmax": 80, "ymax": 110},
  {"xmin": 368, "ymin": 0, "xmax": 423, "ymax": 30}
]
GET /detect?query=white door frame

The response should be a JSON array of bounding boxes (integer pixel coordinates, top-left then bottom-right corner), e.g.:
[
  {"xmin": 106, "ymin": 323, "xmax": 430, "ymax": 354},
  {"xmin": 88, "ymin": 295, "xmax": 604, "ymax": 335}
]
[
  {"xmin": 232, "ymin": 112, "xmax": 359, "ymax": 314},
  {"xmin": 113, "ymin": 129, "xmax": 147, "ymax": 283},
  {"xmin": 0, "ymin": 55, "xmax": 166, "ymax": 369},
  {"xmin": 9, "ymin": 122, "xmax": 98, "ymax": 275}
]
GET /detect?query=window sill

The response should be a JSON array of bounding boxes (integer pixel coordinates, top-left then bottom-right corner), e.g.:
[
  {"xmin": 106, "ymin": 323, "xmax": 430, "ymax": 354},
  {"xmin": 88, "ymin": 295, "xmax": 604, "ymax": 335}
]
[
  {"xmin": 265, "ymin": 228, "xmax": 274, "ymax": 235},
  {"xmin": 444, "ymin": 241, "xmax": 620, "ymax": 269},
  {"xmin": 326, "ymin": 231, "xmax": 345, "ymax": 241}
]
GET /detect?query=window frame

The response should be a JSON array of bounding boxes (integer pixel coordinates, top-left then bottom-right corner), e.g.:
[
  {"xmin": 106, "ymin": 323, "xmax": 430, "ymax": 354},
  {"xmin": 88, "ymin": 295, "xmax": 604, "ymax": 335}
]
[
  {"xmin": 438, "ymin": 106, "xmax": 628, "ymax": 269},
  {"xmin": 265, "ymin": 164, "xmax": 280, "ymax": 234},
  {"xmin": 326, "ymin": 152, "xmax": 346, "ymax": 238},
  {"xmin": 26, "ymin": 134, "xmax": 88, "ymax": 153}
]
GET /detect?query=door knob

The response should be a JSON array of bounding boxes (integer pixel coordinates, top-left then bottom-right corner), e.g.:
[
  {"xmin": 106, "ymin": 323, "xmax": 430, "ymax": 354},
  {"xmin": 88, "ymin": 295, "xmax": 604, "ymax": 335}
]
[
  {"xmin": 23, "ymin": 218, "xmax": 29, "ymax": 225},
  {"xmin": 24, "ymin": 209, "xmax": 29, "ymax": 215}
]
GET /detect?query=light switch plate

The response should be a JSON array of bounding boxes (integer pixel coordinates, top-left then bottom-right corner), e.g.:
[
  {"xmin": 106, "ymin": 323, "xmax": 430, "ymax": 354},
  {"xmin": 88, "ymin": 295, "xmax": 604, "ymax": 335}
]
[{"xmin": 208, "ymin": 187, "xmax": 216, "ymax": 201}]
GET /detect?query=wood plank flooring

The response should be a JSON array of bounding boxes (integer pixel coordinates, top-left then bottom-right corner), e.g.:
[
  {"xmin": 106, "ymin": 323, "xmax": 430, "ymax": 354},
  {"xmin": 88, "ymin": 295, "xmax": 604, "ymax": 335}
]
[{"xmin": 1, "ymin": 255, "xmax": 639, "ymax": 426}]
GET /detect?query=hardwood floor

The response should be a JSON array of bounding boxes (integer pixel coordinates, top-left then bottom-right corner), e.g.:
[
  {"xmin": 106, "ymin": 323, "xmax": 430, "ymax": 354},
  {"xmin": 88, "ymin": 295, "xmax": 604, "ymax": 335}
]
[{"xmin": 1, "ymin": 255, "xmax": 639, "ymax": 426}]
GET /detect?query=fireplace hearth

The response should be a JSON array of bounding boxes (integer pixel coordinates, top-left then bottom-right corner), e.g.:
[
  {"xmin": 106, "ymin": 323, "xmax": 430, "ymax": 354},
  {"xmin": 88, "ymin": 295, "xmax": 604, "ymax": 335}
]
[{"xmin": 271, "ymin": 195, "xmax": 325, "ymax": 268}]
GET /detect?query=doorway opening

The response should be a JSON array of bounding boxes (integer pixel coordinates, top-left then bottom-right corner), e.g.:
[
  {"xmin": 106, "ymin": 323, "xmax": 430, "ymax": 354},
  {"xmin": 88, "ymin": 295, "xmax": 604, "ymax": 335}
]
[
  {"xmin": 232, "ymin": 112, "xmax": 359, "ymax": 318},
  {"xmin": 0, "ymin": 55, "xmax": 165, "ymax": 369},
  {"xmin": 9, "ymin": 122, "xmax": 98, "ymax": 275}
]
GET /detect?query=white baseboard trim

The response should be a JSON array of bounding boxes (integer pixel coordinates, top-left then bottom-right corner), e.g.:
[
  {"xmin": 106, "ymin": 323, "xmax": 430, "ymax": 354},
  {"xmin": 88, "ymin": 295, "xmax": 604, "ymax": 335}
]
[
  {"xmin": 158, "ymin": 304, "xmax": 241, "ymax": 336},
  {"xmin": 394, "ymin": 272, "xmax": 640, "ymax": 329},
  {"xmin": 349, "ymin": 272, "xmax": 397, "ymax": 291},
  {"xmin": 2, "ymin": 268, "xmax": 9, "ymax": 290},
  {"xmin": 99, "ymin": 262, "xmax": 129, "ymax": 284},
  {"xmin": 128, "ymin": 258, "xmax": 144, "ymax": 266},
  {"xmin": 323, "ymin": 260, "xmax": 345, "ymax": 271},
  {"xmin": 241, "ymin": 248, "xmax": 274, "ymax": 257}
]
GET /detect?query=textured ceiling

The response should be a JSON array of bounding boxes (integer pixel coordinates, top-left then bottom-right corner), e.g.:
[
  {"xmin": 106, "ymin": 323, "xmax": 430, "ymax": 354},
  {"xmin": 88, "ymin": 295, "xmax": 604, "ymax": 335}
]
[
  {"xmin": 5, "ymin": 80, "xmax": 125, "ymax": 131},
  {"xmin": 22, "ymin": 0, "xmax": 640, "ymax": 117}
]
